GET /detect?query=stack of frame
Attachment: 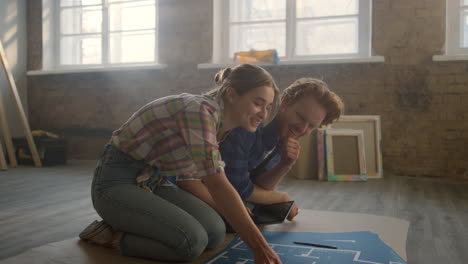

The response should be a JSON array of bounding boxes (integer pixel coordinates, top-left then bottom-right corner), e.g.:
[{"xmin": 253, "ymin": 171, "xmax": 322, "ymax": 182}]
[{"xmin": 290, "ymin": 115, "xmax": 383, "ymax": 181}]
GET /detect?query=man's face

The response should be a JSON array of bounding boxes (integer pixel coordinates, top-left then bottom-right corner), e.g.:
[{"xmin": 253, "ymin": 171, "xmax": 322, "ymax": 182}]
[{"xmin": 276, "ymin": 95, "xmax": 326, "ymax": 139}]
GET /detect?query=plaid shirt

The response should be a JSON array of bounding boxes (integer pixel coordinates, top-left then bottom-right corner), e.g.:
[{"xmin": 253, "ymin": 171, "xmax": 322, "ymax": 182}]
[
  {"xmin": 218, "ymin": 119, "xmax": 281, "ymax": 200},
  {"xmin": 110, "ymin": 93, "xmax": 226, "ymax": 187}
]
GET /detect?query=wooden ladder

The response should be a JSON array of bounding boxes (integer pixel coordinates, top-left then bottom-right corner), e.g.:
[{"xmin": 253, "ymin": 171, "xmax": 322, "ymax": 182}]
[{"xmin": 0, "ymin": 40, "xmax": 42, "ymax": 170}]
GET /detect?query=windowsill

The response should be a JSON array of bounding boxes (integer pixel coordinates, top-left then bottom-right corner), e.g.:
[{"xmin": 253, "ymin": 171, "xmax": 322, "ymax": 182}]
[
  {"xmin": 197, "ymin": 56, "xmax": 385, "ymax": 69},
  {"xmin": 27, "ymin": 64, "xmax": 167, "ymax": 76},
  {"xmin": 432, "ymin": 54, "xmax": 468, "ymax": 61}
]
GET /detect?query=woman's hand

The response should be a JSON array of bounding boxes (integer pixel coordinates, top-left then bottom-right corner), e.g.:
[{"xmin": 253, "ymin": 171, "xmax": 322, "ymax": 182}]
[
  {"xmin": 253, "ymin": 244, "xmax": 282, "ymax": 264},
  {"xmin": 200, "ymin": 172, "xmax": 282, "ymax": 263}
]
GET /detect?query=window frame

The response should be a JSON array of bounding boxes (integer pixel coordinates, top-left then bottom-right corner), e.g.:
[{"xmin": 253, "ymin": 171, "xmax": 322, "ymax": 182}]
[
  {"xmin": 445, "ymin": 0, "xmax": 468, "ymax": 56},
  {"xmin": 212, "ymin": 0, "xmax": 373, "ymax": 64},
  {"xmin": 52, "ymin": 0, "xmax": 159, "ymax": 69}
]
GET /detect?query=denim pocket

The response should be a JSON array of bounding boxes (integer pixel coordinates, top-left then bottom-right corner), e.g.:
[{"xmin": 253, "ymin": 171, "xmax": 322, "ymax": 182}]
[{"xmin": 94, "ymin": 146, "xmax": 147, "ymax": 190}]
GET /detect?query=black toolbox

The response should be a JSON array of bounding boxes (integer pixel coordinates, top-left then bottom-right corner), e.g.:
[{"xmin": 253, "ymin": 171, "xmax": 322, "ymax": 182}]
[{"xmin": 12, "ymin": 136, "xmax": 68, "ymax": 166}]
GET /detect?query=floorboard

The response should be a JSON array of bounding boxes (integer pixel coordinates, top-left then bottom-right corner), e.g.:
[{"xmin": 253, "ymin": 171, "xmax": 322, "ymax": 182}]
[{"xmin": 1, "ymin": 161, "xmax": 467, "ymax": 263}]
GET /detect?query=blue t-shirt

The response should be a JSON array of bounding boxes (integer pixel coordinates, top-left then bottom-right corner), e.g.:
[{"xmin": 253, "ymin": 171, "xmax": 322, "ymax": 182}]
[{"xmin": 219, "ymin": 119, "xmax": 282, "ymax": 200}]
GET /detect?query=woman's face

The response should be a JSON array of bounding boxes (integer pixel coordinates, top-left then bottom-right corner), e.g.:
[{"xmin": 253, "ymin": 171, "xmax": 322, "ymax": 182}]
[
  {"xmin": 276, "ymin": 95, "xmax": 326, "ymax": 139},
  {"xmin": 229, "ymin": 85, "xmax": 275, "ymax": 132}
]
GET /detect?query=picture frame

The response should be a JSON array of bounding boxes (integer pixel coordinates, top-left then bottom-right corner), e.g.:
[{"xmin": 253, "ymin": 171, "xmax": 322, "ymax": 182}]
[
  {"xmin": 290, "ymin": 129, "xmax": 318, "ymax": 180},
  {"xmin": 325, "ymin": 129, "xmax": 367, "ymax": 181},
  {"xmin": 329, "ymin": 115, "xmax": 383, "ymax": 178},
  {"xmin": 316, "ymin": 128, "xmax": 326, "ymax": 181},
  {"xmin": 290, "ymin": 128, "xmax": 325, "ymax": 180}
]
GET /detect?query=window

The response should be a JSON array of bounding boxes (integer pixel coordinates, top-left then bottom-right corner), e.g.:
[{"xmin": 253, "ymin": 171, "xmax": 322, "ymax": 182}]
[
  {"xmin": 213, "ymin": 0, "xmax": 372, "ymax": 64},
  {"xmin": 445, "ymin": 0, "xmax": 468, "ymax": 56},
  {"xmin": 46, "ymin": 0, "xmax": 158, "ymax": 68}
]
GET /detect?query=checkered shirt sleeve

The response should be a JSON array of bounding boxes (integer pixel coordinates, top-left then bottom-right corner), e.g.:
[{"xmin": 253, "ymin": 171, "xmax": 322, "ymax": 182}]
[{"xmin": 110, "ymin": 94, "xmax": 225, "ymax": 184}]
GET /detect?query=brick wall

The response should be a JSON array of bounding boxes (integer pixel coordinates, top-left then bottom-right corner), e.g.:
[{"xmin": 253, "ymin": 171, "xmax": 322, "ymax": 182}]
[{"xmin": 27, "ymin": 0, "xmax": 468, "ymax": 178}]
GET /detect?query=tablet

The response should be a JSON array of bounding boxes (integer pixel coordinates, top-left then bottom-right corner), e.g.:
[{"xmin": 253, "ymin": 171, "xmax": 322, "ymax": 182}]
[{"xmin": 251, "ymin": 201, "xmax": 294, "ymax": 225}]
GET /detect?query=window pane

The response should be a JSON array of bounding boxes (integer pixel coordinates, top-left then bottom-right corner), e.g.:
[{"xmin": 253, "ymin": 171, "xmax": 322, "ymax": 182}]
[
  {"xmin": 297, "ymin": 0, "xmax": 358, "ymax": 18},
  {"xmin": 463, "ymin": 13, "xmax": 468, "ymax": 47},
  {"xmin": 60, "ymin": 35, "xmax": 101, "ymax": 65},
  {"xmin": 230, "ymin": 0, "xmax": 285, "ymax": 22},
  {"xmin": 296, "ymin": 18, "xmax": 357, "ymax": 56},
  {"xmin": 230, "ymin": 23, "xmax": 285, "ymax": 57},
  {"xmin": 464, "ymin": 0, "xmax": 468, "ymax": 6},
  {"xmin": 60, "ymin": 6, "xmax": 102, "ymax": 34},
  {"xmin": 60, "ymin": 0, "xmax": 101, "ymax": 7},
  {"xmin": 110, "ymin": 30, "xmax": 155, "ymax": 63},
  {"xmin": 109, "ymin": 0, "xmax": 156, "ymax": 31}
]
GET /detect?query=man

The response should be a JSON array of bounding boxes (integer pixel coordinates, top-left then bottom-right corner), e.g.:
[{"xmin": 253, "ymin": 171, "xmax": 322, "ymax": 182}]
[{"xmin": 219, "ymin": 78, "xmax": 344, "ymax": 222}]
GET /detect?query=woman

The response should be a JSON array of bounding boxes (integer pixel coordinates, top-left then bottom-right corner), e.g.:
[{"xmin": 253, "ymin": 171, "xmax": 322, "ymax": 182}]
[{"xmin": 79, "ymin": 64, "xmax": 283, "ymax": 263}]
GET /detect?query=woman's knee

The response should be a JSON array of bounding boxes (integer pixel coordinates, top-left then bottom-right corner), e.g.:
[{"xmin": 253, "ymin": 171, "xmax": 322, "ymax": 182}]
[
  {"xmin": 175, "ymin": 215, "xmax": 224, "ymax": 259},
  {"xmin": 175, "ymin": 226, "xmax": 209, "ymax": 261},
  {"xmin": 205, "ymin": 216, "xmax": 226, "ymax": 249}
]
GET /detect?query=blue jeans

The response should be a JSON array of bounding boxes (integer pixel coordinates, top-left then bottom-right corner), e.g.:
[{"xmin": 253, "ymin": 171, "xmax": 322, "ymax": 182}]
[{"xmin": 91, "ymin": 145, "xmax": 225, "ymax": 261}]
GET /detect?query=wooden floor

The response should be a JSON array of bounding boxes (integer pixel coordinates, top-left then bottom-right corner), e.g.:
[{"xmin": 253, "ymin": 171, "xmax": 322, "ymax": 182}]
[{"xmin": 0, "ymin": 161, "xmax": 467, "ymax": 263}]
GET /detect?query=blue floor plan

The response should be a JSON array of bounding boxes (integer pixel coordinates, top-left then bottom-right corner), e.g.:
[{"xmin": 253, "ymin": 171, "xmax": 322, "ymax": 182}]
[{"xmin": 205, "ymin": 231, "xmax": 406, "ymax": 264}]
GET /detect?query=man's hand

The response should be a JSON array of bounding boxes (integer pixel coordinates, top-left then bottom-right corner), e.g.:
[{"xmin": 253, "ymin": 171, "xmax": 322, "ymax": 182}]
[
  {"xmin": 278, "ymin": 192, "xmax": 299, "ymax": 221},
  {"xmin": 280, "ymin": 137, "xmax": 301, "ymax": 167},
  {"xmin": 246, "ymin": 206, "xmax": 254, "ymax": 218},
  {"xmin": 287, "ymin": 204, "xmax": 299, "ymax": 221}
]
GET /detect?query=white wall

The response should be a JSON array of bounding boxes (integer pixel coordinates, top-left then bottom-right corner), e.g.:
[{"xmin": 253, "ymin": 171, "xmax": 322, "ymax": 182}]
[{"xmin": 0, "ymin": 0, "xmax": 27, "ymax": 137}]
